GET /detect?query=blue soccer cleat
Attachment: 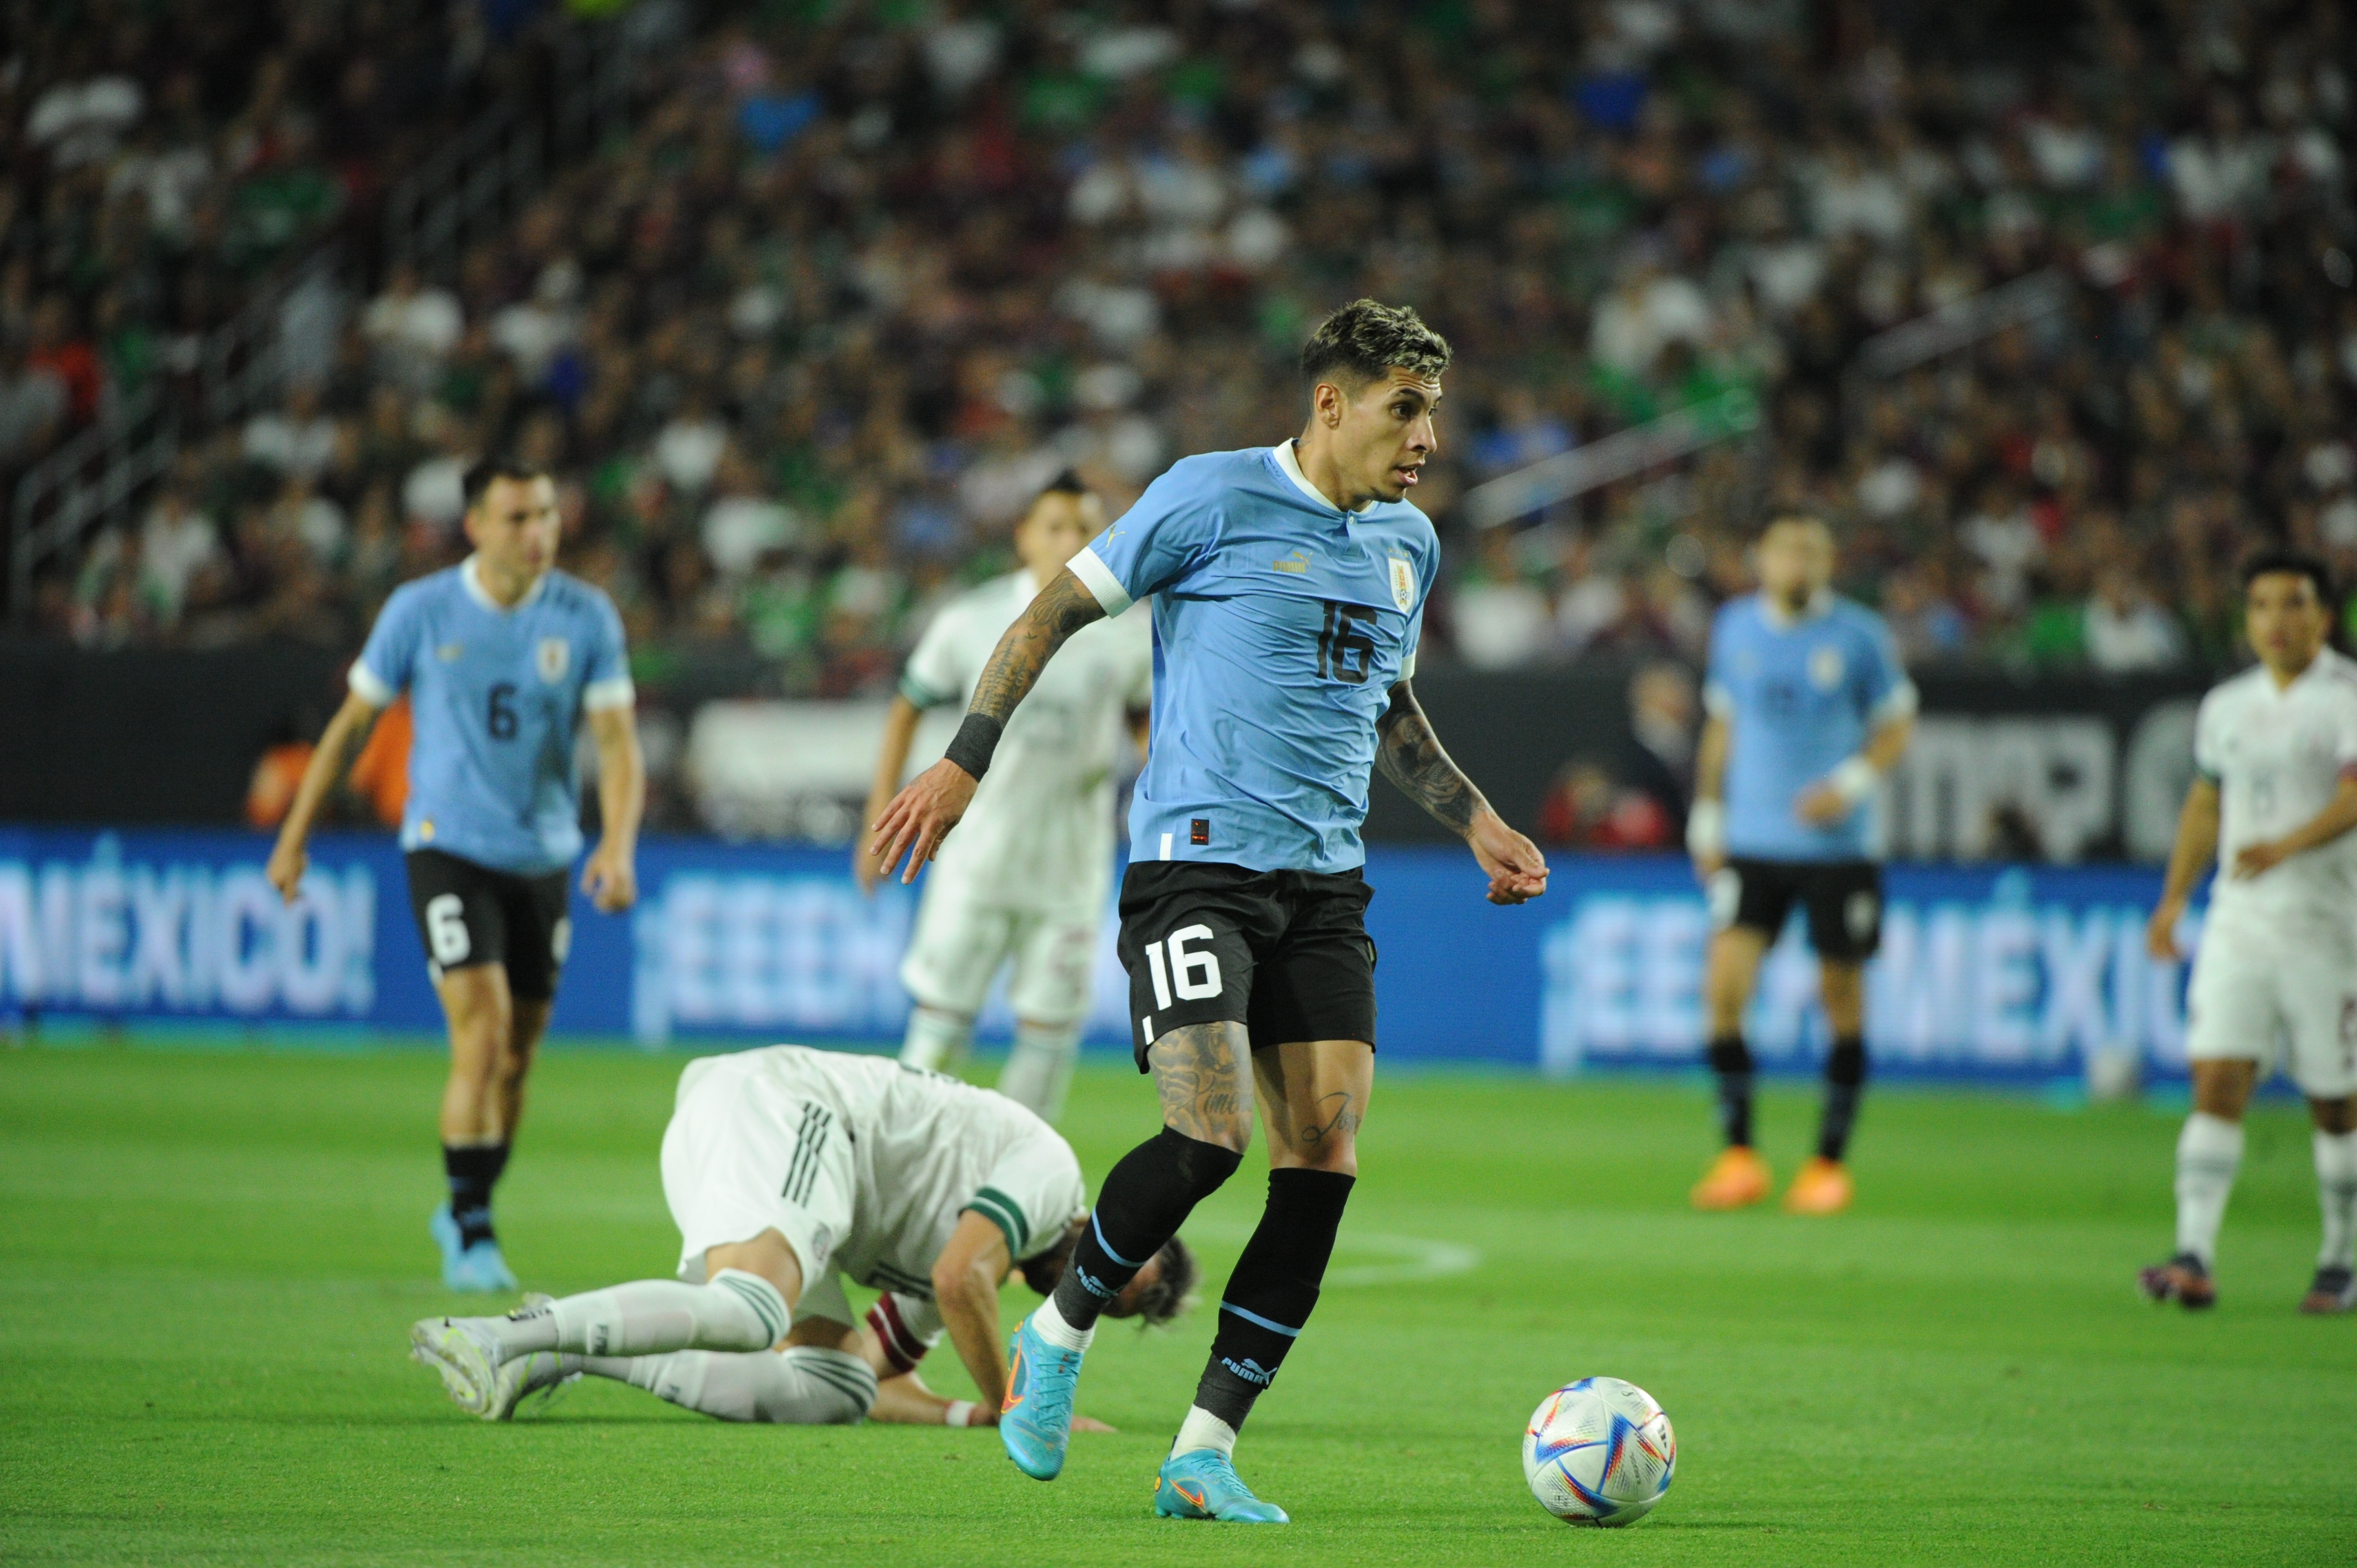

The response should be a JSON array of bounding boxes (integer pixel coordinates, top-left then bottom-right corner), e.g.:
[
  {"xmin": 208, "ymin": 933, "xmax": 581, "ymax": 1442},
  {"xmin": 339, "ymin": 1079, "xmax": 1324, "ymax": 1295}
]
[
  {"xmin": 999, "ymin": 1316, "xmax": 1083, "ymax": 1480},
  {"xmin": 431, "ymin": 1204, "xmax": 517, "ymax": 1292},
  {"xmin": 1155, "ymin": 1448, "xmax": 1289, "ymax": 1523}
]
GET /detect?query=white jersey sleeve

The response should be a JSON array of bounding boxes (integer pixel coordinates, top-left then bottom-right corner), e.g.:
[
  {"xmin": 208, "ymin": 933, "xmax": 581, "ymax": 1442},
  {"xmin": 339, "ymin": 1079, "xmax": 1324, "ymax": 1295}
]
[
  {"xmin": 899, "ymin": 598, "xmax": 972, "ymax": 710},
  {"xmin": 2193, "ymin": 686, "xmax": 2227, "ymax": 784},
  {"xmin": 960, "ymin": 1127, "xmax": 1088, "ymax": 1265}
]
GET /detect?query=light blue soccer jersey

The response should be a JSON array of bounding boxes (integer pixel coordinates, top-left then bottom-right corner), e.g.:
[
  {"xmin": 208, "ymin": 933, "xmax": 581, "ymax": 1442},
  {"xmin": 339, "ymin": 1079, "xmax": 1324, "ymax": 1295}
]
[
  {"xmin": 1068, "ymin": 441, "xmax": 1438, "ymax": 874},
  {"xmin": 1704, "ymin": 592, "xmax": 1914, "ymax": 863},
  {"xmin": 350, "ymin": 558, "xmax": 634, "ymax": 875}
]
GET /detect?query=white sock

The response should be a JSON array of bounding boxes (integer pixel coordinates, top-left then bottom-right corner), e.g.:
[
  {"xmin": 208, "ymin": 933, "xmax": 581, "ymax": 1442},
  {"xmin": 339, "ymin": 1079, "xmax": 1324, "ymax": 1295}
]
[
  {"xmin": 2314, "ymin": 1129, "xmax": 2357, "ymax": 1271},
  {"xmin": 1172, "ymin": 1405, "xmax": 1237, "ymax": 1459},
  {"xmin": 900, "ymin": 1005, "xmax": 973, "ymax": 1073},
  {"xmin": 2174, "ymin": 1112, "xmax": 2245, "ymax": 1268},
  {"xmin": 586, "ymin": 1347, "xmax": 875, "ymax": 1424},
  {"xmin": 493, "ymin": 1269, "xmax": 789, "ymax": 1360},
  {"xmin": 1026, "ymin": 1293, "xmax": 1094, "ymax": 1354},
  {"xmin": 998, "ymin": 1020, "xmax": 1082, "ymax": 1121}
]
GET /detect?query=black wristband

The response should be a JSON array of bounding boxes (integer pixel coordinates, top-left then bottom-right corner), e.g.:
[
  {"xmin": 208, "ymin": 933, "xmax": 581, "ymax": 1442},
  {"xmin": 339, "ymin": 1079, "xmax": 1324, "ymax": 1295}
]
[{"xmin": 943, "ymin": 712, "xmax": 1004, "ymax": 781}]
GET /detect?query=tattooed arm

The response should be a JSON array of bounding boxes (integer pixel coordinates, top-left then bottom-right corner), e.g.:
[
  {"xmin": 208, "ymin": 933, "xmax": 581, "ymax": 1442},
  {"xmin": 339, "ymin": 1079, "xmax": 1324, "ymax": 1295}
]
[
  {"xmin": 869, "ymin": 567, "xmax": 1108, "ymax": 882},
  {"xmin": 1376, "ymin": 680, "xmax": 1550, "ymax": 905}
]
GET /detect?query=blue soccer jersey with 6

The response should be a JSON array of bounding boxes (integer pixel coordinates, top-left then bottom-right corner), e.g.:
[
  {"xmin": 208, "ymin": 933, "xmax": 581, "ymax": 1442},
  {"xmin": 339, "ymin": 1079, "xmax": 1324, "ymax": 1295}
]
[
  {"xmin": 1068, "ymin": 440, "xmax": 1438, "ymax": 875},
  {"xmin": 1703, "ymin": 591, "xmax": 1915, "ymax": 863},
  {"xmin": 349, "ymin": 558, "xmax": 634, "ymax": 876}
]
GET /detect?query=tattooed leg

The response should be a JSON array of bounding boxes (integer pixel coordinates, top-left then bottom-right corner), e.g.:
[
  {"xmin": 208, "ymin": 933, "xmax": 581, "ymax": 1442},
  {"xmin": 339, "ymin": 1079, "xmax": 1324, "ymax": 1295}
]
[
  {"xmin": 1150, "ymin": 1022, "xmax": 1257, "ymax": 1152},
  {"xmin": 1254, "ymin": 1039, "xmax": 1375, "ymax": 1175},
  {"xmin": 1186, "ymin": 1037, "xmax": 1370, "ymax": 1445},
  {"xmin": 1049, "ymin": 1023, "xmax": 1252, "ymax": 1334}
]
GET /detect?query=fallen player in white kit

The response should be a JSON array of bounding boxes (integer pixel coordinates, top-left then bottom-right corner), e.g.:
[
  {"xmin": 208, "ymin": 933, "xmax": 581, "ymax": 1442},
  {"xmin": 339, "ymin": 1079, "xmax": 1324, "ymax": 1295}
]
[
  {"xmin": 411, "ymin": 1045, "xmax": 1195, "ymax": 1423},
  {"xmin": 857, "ymin": 472, "xmax": 1151, "ymax": 1122}
]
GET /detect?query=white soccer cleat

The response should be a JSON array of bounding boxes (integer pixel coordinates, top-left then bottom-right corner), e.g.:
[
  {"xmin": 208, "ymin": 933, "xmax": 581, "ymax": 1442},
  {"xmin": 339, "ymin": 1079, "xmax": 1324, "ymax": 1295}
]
[
  {"xmin": 410, "ymin": 1314, "xmax": 505, "ymax": 1417},
  {"xmin": 482, "ymin": 1294, "xmax": 578, "ymax": 1421}
]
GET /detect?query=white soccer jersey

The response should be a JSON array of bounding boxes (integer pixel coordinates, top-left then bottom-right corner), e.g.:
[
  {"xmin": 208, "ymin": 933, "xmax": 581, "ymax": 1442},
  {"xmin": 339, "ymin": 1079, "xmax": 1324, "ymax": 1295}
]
[
  {"xmin": 661, "ymin": 1046, "xmax": 1088, "ymax": 1344},
  {"xmin": 900, "ymin": 570, "xmax": 1151, "ymax": 914},
  {"xmin": 2194, "ymin": 648, "xmax": 2357, "ymax": 933}
]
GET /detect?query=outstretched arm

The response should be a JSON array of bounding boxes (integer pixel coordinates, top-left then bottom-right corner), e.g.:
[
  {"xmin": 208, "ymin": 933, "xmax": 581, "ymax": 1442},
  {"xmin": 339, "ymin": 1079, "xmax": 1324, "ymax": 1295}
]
[
  {"xmin": 869, "ymin": 568, "xmax": 1107, "ymax": 883},
  {"xmin": 1376, "ymin": 680, "xmax": 1548, "ymax": 905},
  {"xmin": 265, "ymin": 689, "xmax": 383, "ymax": 904}
]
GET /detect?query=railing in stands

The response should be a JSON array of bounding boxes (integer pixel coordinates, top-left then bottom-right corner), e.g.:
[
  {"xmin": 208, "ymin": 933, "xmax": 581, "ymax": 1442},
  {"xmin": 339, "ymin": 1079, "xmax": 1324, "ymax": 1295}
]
[
  {"xmin": 1461, "ymin": 267, "xmax": 2077, "ymax": 533},
  {"xmin": 7, "ymin": 15, "xmax": 652, "ymax": 626}
]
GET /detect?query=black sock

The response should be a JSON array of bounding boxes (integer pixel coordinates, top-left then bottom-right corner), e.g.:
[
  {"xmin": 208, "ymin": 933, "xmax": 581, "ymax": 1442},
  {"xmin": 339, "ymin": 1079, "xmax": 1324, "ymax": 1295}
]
[
  {"xmin": 1053, "ymin": 1127, "xmax": 1240, "ymax": 1332},
  {"xmin": 1708, "ymin": 1034, "xmax": 1754, "ymax": 1148},
  {"xmin": 444, "ymin": 1144, "xmax": 503, "ymax": 1248},
  {"xmin": 1818, "ymin": 1036, "xmax": 1868, "ymax": 1162},
  {"xmin": 1191, "ymin": 1168, "xmax": 1356, "ymax": 1433}
]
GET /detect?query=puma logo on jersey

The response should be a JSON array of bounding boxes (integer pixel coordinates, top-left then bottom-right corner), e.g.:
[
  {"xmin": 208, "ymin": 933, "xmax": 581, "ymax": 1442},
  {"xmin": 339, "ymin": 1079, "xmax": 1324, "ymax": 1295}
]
[
  {"xmin": 1271, "ymin": 550, "xmax": 1310, "ymax": 574},
  {"xmin": 436, "ymin": 642, "xmax": 464, "ymax": 662}
]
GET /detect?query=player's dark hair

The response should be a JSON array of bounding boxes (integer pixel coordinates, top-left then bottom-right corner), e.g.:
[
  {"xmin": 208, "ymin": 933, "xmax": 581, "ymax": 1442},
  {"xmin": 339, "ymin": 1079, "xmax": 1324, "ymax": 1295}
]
[
  {"xmin": 1299, "ymin": 298, "xmax": 1452, "ymax": 389},
  {"xmin": 1121, "ymin": 1234, "xmax": 1198, "ymax": 1329},
  {"xmin": 2240, "ymin": 545, "xmax": 2335, "ymax": 608},
  {"xmin": 1038, "ymin": 468, "xmax": 1089, "ymax": 500},
  {"xmin": 462, "ymin": 455, "xmax": 552, "ymax": 510}
]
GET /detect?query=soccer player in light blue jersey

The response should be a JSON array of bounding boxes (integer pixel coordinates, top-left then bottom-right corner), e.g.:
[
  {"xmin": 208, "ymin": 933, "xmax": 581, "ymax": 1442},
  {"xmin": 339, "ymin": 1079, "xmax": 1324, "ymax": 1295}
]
[
  {"xmin": 268, "ymin": 459, "xmax": 645, "ymax": 1290},
  {"xmin": 1685, "ymin": 516, "xmax": 1915, "ymax": 1216},
  {"xmin": 874, "ymin": 300, "xmax": 1549, "ymax": 1521}
]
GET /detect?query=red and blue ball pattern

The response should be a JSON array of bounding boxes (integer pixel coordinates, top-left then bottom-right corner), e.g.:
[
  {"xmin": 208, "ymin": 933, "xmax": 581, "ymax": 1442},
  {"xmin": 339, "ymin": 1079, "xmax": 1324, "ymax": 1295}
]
[{"xmin": 1521, "ymin": 1376, "xmax": 1676, "ymax": 1527}]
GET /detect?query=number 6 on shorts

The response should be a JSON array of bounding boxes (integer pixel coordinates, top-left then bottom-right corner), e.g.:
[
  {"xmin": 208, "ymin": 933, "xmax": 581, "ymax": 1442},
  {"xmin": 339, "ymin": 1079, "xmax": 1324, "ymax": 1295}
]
[
  {"xmin": 1143, "ymin": 923, "xmax": 1223, "ymax": 1009},
  {"xmin": 425, "ymin": 893, "xmax": 472, "ymax": 966}
]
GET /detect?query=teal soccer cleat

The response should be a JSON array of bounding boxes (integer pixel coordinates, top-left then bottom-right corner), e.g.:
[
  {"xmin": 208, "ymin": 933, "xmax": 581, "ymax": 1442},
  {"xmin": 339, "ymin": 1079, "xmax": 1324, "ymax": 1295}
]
[
  {"xmin": 1155, "ymin": 1449, "xmax": 1289, "ymax": 1523},
  {"xmin": 430, "ymin": 1204, "xmax": 517, "ymax": 1292},
  {"xmin": 998, "ymin": 1316, "xmax": 1083, "ymax": 1480}
]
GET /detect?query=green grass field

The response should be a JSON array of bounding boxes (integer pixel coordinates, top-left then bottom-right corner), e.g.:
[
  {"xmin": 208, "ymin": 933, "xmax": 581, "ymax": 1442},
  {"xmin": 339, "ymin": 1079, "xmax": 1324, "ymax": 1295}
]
[{"xmin": 2, "ymin": 1042, "xmax": 2349, "ymax": 1566}]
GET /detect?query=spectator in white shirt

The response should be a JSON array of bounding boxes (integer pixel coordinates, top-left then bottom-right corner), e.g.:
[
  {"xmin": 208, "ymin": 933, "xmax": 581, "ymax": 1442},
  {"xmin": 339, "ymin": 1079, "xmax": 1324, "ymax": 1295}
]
[
  {"xmin": 241, "ymin": 383, "xmax": 336, "ymax": 480},
  {"xmin": 2085, "ymin": 566, "xmax": 2188, "ymax": 672},
  {"xmin": 361, "ymin": 264, "xmax": 464, "ymax": 391},
  {"xmin": 654, "ymin": 393, "xmax": 730, "ymax": 494},
  {"xmin": 138, "ymin": 482, "xmax": 224, "ymax": 626}
]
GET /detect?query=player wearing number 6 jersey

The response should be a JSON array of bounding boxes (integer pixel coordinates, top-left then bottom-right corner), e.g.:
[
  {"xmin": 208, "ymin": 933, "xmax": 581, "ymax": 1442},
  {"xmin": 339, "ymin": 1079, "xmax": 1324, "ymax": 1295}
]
[
  {"xmin": 267, "ymin": 458, "xmax": 644, "ymax": 1291},
  {"xmin": 873, "ymin": 300, "xmax": 1548, "ymax": 1522},
  {"xmin": 2140, "ymin": 550, "xmax": 2357, "ymax": 1316}
]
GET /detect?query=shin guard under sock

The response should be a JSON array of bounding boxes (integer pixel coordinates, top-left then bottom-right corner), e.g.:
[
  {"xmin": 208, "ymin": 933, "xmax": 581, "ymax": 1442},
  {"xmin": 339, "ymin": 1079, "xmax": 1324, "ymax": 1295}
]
[
  {"xmin": 1817, "ymin": 1036, "xmax": 1868, "ymax": 1162},
  {"xmin": 1708, "ymin": 1035, "xmax": 1754, "ymax": 1148},
  {"xmin": 1052, "ymin": 1126, "xmax": 1239, "ymax": 1333},
  {"xmin": 1189, "ymin": 1168, "xmax": 1356, "ymax": 1434}
]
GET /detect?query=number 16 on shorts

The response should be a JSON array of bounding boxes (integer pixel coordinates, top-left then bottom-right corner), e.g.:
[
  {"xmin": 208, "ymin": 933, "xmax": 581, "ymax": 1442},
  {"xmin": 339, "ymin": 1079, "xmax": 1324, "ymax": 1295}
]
[{"xmin": 1140, "ymin": 924, "xmax": 1223, "ymax": 1039}]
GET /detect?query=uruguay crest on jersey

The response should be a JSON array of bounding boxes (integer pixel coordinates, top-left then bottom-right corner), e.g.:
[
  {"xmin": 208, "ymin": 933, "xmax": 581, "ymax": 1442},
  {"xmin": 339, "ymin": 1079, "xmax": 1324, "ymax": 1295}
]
[{"xmin": 536, "ymin": 636, "xmax": 570, "ymax": 682}]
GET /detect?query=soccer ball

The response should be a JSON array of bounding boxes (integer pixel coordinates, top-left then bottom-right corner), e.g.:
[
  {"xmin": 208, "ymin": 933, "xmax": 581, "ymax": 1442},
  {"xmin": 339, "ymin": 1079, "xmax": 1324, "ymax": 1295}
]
[{"xmin": 1521, "ymin": 1376, "xmax": 1676, "ymax": 1526}]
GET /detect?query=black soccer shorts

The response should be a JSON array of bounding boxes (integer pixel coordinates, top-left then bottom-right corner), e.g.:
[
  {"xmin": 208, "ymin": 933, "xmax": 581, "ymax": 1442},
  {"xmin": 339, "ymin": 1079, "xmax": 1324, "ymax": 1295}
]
[
  {"xmin": 403, "ymin": 849, "xmax": 573, "ymax": 1000},
  {"xmin": 1711, "ymin": 857, "xmax": 1882, "ymax": 962},
  {"xmin": 1115, "ymin": 860, "xmax": 1378, "ymax": 1069}
]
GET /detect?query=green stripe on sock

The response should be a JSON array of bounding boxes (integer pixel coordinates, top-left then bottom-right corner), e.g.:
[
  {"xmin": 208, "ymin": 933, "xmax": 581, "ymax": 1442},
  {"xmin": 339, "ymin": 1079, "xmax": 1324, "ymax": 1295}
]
[{"xmin": 716, "ymin": 1274, "xmax": 785, "ymax": 1342}]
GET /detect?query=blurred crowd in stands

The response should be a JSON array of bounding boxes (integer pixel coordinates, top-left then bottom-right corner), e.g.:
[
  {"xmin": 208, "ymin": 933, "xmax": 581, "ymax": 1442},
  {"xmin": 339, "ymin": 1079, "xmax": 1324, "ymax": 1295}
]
[{"xmin": 16, "ymin": 0, "xmax": 2357, "ymax": 698}]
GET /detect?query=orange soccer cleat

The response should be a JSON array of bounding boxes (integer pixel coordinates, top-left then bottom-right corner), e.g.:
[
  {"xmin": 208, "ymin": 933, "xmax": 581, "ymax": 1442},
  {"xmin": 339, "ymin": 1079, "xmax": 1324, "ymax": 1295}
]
[
  {"xmin": 1690, "ymin": 1146, "xmax": 1773, "ymax": 1211},
  {"xmin": 1782, "ymin": 1156, "xmax": 1854, "ymax": 1215}
]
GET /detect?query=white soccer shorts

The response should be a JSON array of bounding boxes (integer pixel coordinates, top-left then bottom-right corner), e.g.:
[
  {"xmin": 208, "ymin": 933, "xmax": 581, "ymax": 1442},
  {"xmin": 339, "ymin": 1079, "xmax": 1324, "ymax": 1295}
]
[
  {"xmin": 661, "ymin": 1053, "xmax": 857, "ymax": 1304},
  {"xmin": 898, "ymin": 884, "xmax": 1100, "ymax": 1026},
  {"xmin": 2185, "ymin": 920, "xmax": 2357, "ymax": 1099}
]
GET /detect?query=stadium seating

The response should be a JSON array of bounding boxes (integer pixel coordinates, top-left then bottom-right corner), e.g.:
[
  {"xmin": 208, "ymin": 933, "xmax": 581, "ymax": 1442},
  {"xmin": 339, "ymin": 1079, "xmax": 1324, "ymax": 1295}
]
[{"xmin": 16, "ymin": 1, "xmax": 2356, "ymax": 692}]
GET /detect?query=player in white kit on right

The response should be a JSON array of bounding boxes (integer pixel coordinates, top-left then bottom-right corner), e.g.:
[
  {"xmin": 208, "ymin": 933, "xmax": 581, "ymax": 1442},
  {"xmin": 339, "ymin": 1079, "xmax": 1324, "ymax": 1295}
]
[
  {"xmin": 2142, "ymin": 549, "xmax": 2357, "ymax": 1314},
  {"xmin": 859, "ymin": 473, "xmax": 1151, "ymax": 1122}
]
